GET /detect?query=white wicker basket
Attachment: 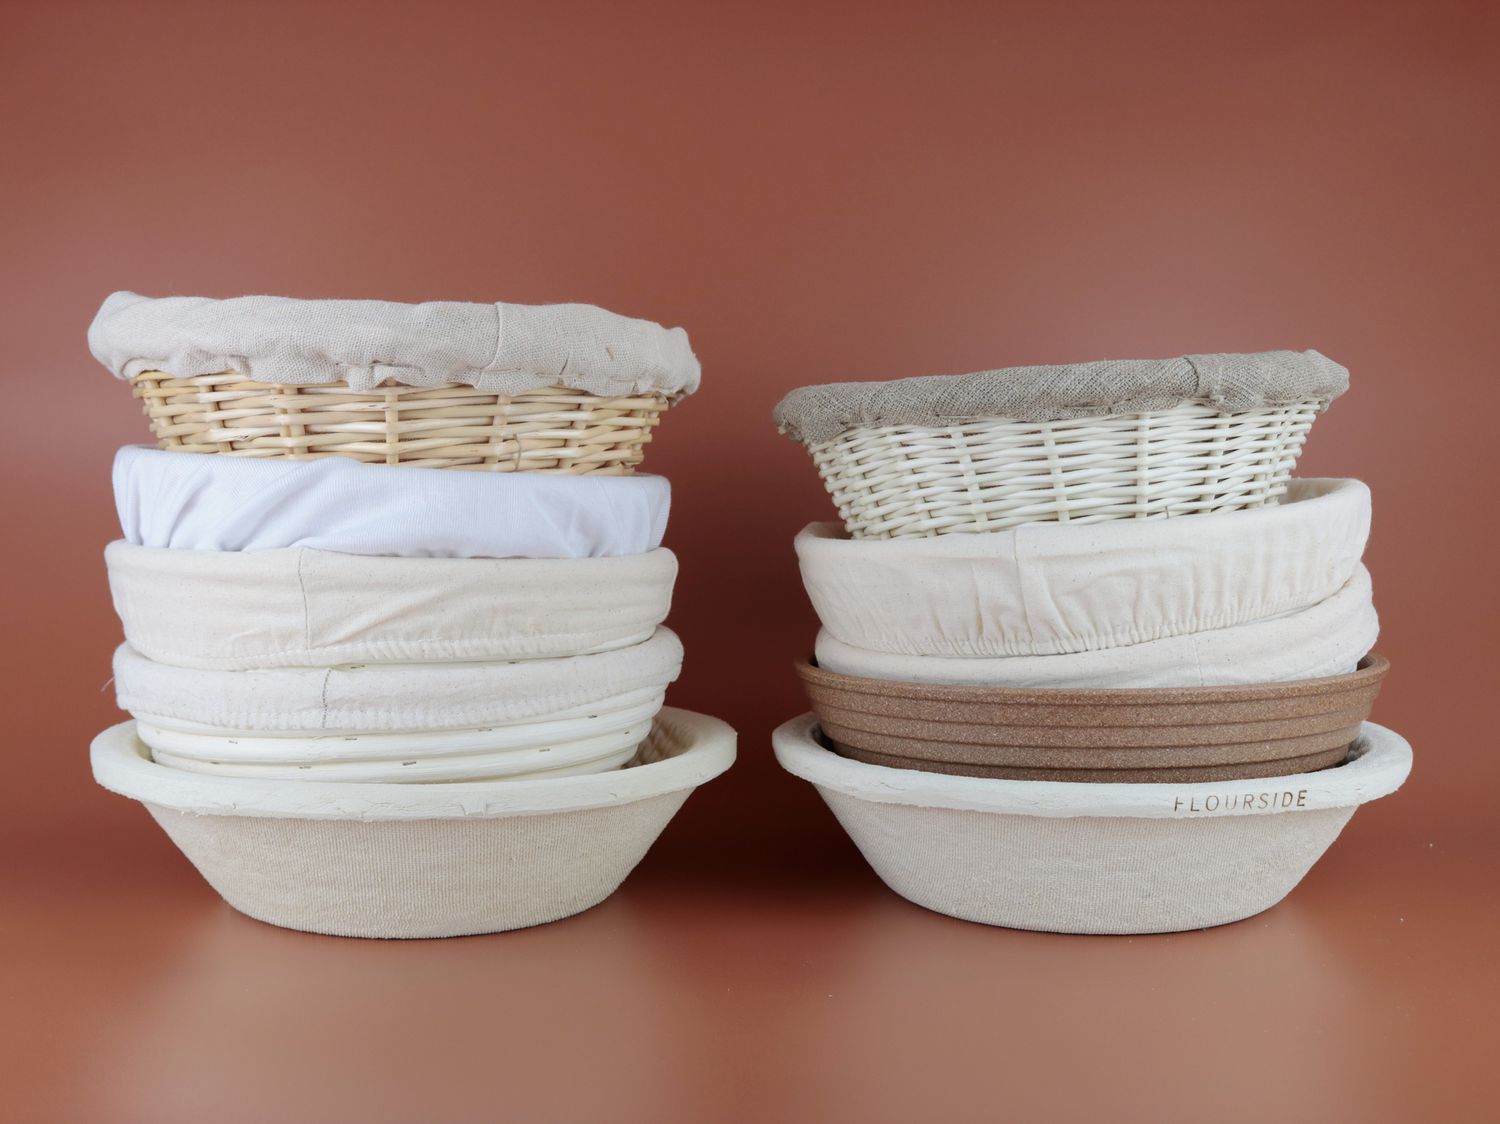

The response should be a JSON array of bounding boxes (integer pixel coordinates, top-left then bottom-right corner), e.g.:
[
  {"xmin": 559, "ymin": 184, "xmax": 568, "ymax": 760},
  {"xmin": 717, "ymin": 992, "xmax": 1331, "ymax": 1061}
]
[{"xmin": 807, "ymin": 400, "xmax": 1325, "ymax": 538}]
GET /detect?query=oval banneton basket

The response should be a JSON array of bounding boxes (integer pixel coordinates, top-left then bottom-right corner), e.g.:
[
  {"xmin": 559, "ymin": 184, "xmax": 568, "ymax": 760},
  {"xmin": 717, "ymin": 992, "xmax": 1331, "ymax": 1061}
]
[
  {"xmin": 773, "ymin": 350, "xmax": 1349, "ymax": 537},
  {"xmin": 90, "ymin": 292, "xmax": 702, "ymax": 473}
]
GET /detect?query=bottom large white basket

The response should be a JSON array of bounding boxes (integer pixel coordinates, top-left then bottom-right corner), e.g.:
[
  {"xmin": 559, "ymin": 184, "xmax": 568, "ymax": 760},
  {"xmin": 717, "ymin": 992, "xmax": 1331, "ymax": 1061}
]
[
  {"xmin": 93, "ymin": 708, "xmax": 735, "ymax": 939},
  {"xmin": 773, "ymin": 714, "xmax": 1410, "ymax": 934}
]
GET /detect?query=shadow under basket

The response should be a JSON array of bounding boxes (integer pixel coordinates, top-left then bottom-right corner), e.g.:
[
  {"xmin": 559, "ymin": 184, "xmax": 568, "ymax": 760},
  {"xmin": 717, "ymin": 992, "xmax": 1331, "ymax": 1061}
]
[
  {"xmin": 808, "ymin": 400, "xmax": 1326, "ymax": 537},
  {"xmin": 131, "ymin": 371, "xmax": 669, "ymax": 473}
]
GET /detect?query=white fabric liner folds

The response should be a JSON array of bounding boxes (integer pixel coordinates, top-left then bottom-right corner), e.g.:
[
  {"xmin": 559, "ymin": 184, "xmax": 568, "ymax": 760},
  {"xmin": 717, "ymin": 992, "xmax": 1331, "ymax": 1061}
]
[
  {"xmin": 113, "ymin": 629, "xmax": 683, "ymax": 733},
  {"xmin": 798, "ymin": 479, "xmax": 1370, "ymax": 659},
  {"xmin": 106, "ymin": 541, "xmax": 677, "ymax": 670},
  {"xmin": 89, "ymin": 291, "xmax": 701, "ymax": 399},
  {"xmin": 113, "ymin": 445, "xmax": 671, "ymax": 558},
  {"xmin": 814, "ymin": 566, "xmax": 1376, "ymax": 688}
]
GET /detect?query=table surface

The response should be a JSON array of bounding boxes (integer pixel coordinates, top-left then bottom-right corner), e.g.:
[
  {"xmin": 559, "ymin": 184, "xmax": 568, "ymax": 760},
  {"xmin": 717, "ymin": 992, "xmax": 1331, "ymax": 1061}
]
[{"xmin": 6, "ymin": 773, "xmax": 1496, "ymax": 1124}]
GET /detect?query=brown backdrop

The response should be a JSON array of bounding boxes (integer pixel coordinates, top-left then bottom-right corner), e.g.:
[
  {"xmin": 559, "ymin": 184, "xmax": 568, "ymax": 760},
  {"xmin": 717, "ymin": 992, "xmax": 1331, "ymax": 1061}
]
[{"xmin": 3, "ymin": 2, "xmax": 1497, "ymax": 1121}]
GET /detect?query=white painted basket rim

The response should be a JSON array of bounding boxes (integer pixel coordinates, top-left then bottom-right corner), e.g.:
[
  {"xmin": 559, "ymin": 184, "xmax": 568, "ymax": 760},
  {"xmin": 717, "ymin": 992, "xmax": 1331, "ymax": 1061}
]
[
  {"xmin": 772, "ymin": 713, "xmax": 1410, "ymax": 819},
  {"xmin": 94, "ymin": 707, "xmax": 735, "ymax": 821}
]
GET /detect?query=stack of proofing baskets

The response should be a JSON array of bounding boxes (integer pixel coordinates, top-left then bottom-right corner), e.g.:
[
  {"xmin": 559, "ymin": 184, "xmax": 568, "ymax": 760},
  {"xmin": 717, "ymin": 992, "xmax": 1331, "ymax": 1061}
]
[
  {"xmin": 772, "ymin": 351, "xmax": 1412, "ymax": 934},
  {"xmin": 87, "ymin": 292, "xmax": 735, "ymax": 939}
]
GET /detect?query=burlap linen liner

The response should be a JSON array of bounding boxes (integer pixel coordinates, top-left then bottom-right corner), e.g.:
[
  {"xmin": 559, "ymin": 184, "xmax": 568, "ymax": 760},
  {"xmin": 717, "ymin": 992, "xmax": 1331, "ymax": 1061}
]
[
  {"xmin": 114, "ymin": 445, "xmax": 672, "ymax": 558},
  {"xmin": 105, "ymin": 541, "xmax": 676, "ymax": 670},
  {"xmin": 798, "ymin": 478, "xmax": 1369, "ymax": 659},
  {"xmin": 113, "ymin": 628, "xmax": 683, "ymax": 733},
  {"xmin": 91, "ymin": 708, "xmax": 737, "ymax": 938},
  {"xmin": 772, "ymin": 714, "xmax": 1411, "ymax": 934},
  {"xmin": 773, "ymin": 349, "xmax": 1348, "ymax": 445},
  {"xmin": 814, "ymin": 566, "xmax": 1377, "ymax": 688},
  {"xmin": 89, "ymin": 291, "xmax": 701, "ymax": 400}
]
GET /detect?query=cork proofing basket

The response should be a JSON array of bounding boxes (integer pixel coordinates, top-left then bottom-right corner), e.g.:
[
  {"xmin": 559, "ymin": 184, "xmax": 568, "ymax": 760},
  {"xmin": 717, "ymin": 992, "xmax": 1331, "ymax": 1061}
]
[
  {"xmin": 92, "ymin": 708, "xmax": 736, "ymax": 938},
  {"xmin": 89, "ymin": 292, "xmax": 703, "ymax": 473},
  {"xmin": 796, "ymin": 655, "xmax": 1388, "ymax": 783},
  {"xmin": 773, "ymin": 351, "xmax": 1349, "ymax": 537},
  {"xmin": 773, "ymin": 713, "xmax": 1411, "ymax": 934}
]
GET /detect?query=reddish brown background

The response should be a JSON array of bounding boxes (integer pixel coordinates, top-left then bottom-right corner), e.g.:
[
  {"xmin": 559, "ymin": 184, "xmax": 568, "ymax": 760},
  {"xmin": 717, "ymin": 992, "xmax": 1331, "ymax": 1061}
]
[{"xmin": 3, "ymin": 2, "xmax": 1497, "ymax": 1121}]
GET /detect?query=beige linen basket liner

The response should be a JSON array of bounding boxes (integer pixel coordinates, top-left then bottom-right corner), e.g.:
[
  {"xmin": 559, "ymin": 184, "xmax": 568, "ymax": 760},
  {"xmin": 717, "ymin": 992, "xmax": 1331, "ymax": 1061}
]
[{"xmin": 92, "ymin": 292, "xmax": 702, "ymax": 474}]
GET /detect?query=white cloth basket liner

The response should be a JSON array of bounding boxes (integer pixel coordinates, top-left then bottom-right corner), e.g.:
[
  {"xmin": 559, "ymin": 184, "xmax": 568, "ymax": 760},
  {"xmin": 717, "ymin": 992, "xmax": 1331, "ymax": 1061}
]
[
  {"xmin": 113, "ymin": 445, "xmax": 671, "ymax": 558},
  {"xmin": 813, "ymin": 566, "xmax": 1377, "ymax": 688},
  {"xmin": 798, "ymin": 478, "xmax": 1369, "ymax": 659},
  {"xmin": 105, "ymin": 541, "xmax": 677, "ymax": 670},
  {"xmin": 113, "ymin": 629, "xmax": 682, "ymax": 733}
]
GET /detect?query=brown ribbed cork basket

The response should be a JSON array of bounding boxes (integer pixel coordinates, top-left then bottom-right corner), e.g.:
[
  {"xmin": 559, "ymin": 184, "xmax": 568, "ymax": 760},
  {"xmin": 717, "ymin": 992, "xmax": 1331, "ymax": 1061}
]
[{"xmin": 795, "ymin": 654, "xmax": 1388, "ymax": 784}]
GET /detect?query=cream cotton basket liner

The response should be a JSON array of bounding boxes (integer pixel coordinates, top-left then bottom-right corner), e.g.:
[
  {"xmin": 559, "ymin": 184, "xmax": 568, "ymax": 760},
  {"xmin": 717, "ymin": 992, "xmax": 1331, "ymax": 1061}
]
[
  {"xmin": 106, "ymin": 542, "xmax": 677, "ymax": 670},
  {"xmin": 814, "ymin": 565, "xmax": 1377, "ymax": 688},
  {"xmin": 92, "ymin": 707, "xmax": 737, "ymax": 939},
  {"xmin": 113, "ymin": 629, "xmax": 683, "ymax": 734},
  {"xmin": 90, "ymin": 292, "xmax": 702, "ymax": 473},
  {"xmin": 774, "ymin": 350, "xmax": 1348, "ymax": 538},
  {"xmin": 798, "ymin": 478, "xmax": 1368, "ymax": 659},
  {"xmin": 772, "ymin": 713, "xmax": 1410, "ymax": 934}
]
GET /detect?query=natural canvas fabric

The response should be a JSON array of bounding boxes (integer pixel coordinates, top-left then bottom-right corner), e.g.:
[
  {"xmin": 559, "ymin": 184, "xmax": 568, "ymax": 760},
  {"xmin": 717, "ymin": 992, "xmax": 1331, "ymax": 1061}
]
[
  {"xmin": 797, "ymin": 479, "xmax": 1369, "ymax": 659},
  {"xmin": 106, "ymin": 541, "xmax": 677, "ymax": 670},
  {"xmin": 89, "ymin": 292, "xmax": 701, "ymax": 399},
  {"xmin": 814, "ymin": 565, "xmax": 1376, "ymax": 688}
]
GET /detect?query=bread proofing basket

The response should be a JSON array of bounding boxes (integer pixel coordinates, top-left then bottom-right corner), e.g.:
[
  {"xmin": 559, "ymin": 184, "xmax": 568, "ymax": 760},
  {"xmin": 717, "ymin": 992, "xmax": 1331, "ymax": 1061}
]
[
  {"xmin": 89, "ymin": 292, "xmax": 702, "ymax": 473},
  {"xmin": 773, "ymin": 713, "xmax": 1410, "ymax": 934},
  {"xmin": 795, "ymin": 655, "xmax": 1388, "ymax": 783},
  {"xmin": 92, "ymin": 708, "xmax": 735, "ymax": 939},
  {"xmin": 773, "ymin": 351, "xmax": 1347, "ymax": 537}
]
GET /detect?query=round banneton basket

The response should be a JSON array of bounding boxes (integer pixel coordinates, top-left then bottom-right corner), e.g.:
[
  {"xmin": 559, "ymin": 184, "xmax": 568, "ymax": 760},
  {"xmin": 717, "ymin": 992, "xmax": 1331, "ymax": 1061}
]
[
  {"xmin": 131, "ymin": 374, "xmax": 667, "ymax": 472},
  {"xmin": 774, "ymin": 351, "xmax": 1348, "ymax": 537},
  {"xmin": 90, "ymin": 292, "xmax": 702, "ymax": 473}
]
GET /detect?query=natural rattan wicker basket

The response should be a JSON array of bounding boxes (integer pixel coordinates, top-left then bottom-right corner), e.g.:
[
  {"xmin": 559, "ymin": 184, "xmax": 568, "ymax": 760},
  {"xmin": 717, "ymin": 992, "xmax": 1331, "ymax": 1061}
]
[
  {"xmin": 132, "ymin": 371, "xmax": 668, "ymax": 473},
  {"xmin": 807, "ymin": 400, "xmax": 1325, "ymax": 538}
]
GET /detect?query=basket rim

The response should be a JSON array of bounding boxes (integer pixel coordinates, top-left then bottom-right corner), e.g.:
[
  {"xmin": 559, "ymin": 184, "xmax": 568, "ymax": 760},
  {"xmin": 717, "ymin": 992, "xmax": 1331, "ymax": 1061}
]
[
  {"xmin": 772, "ymin": 713, "xmax": 1411, "ymax": 818},
  {"xmin": 92, "ymin": 707, "xmax": 736, "ymax": 821}
]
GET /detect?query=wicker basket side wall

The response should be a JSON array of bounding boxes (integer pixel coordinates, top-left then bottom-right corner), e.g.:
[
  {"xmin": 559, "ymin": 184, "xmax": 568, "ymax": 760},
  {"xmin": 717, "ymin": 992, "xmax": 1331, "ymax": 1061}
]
[
  {"xmin": 808, "ymin": 400, "xmax": 1325, "ymax": 538},
  {"xmin": 131, "ymin": 372, "xmax": 668, "ymax": 474}
]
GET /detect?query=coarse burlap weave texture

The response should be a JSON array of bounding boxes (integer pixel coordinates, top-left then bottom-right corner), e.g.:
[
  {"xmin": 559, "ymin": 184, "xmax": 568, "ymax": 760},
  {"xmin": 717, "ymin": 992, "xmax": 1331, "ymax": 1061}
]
[
  {"xmin": 773, "ymin": 349, "xmax": 1348, "ymax": 444},
  {"xmin": 114, "ymin": 445, "xmax": 672, "ymax": 558},
  {"xmin": 798, "ymin": 479, "xmax": 1369, "ymax": 659},
  {"xmin": 813, "ymin": 565, "xmax": 1378, "ymax": 687},
  {"xmin": 89, "ymin": 292, "xmax": 701, "ymax": 399},
  {"xmin": 105, "ymin": 541, "xmax": 677, "ymax": 670},
  {"xmin": 113, "ymin": 629, "xmax": 683, "ymax": 733},
  {"xmin": 92, "ymin": 708, "xmax": 738, "ymax": 938},
  {"xmin": 772, "ymin": 714, "xmax": 1411, "ymax": 934}
]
